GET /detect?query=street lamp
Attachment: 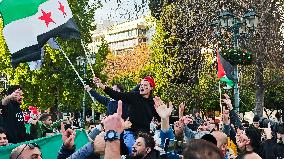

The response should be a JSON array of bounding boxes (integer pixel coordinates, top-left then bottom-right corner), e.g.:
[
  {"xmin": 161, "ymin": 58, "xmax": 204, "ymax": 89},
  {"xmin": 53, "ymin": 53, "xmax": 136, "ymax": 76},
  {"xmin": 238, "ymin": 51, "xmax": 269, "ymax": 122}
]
[
  {"xmin": 243, "ymin": 10, "xmax": 259, "ymax": 30},
  {"xmin": 0, "ymin": 75, "xmax": 7, "ymax": 90},
  {"xmin": 76, "ymin": 56, "xmax": 87, "ymax": 128},
  {"xmin": 76, "ymin": 55, "xmax": 96, "ymax": 127},
  {"xmin": 212, "ymin": 9, "xmax": 259, "ymax": 113}
]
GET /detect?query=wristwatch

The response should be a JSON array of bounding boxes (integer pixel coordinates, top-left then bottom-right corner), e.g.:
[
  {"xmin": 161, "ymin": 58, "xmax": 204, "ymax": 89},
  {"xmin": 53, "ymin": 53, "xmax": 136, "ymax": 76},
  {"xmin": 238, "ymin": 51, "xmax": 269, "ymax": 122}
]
[{"xmin": 104, "ymin": 130, "xmax": 121, "ymax": 141}]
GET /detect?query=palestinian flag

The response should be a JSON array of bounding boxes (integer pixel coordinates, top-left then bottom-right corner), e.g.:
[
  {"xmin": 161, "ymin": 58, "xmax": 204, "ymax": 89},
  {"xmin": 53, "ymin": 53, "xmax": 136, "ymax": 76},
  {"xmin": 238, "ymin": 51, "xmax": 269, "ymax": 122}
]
[
  {"xmin": 0, "ymin": 0, "xmax": 80, "ymax": 67},
  {"xmin": 216, "ymin": 49, "xmax": 234, "ymax": 87}
]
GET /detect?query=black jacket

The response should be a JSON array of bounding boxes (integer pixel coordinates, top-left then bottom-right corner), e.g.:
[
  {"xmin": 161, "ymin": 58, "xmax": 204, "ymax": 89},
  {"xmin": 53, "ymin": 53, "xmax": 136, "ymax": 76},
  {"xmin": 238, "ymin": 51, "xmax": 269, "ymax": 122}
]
[
  {"xmin": 260, "ymin": 139, "xmax": 284, "ymax": 159},
  {"xmin": 127, "ymin": 149, "xmax": 160, "ymax": 159},
  {"xmin": 89, "ymin": 89, "xmax": 129, "ymax": 120},
  {"xmin": 0, "ymin": 101, "xmax": 29, "ymax": 143},
  {"xmin": 104, "ymin": 87, "xmax": 159, "ymax": 133},
  {"xmin": 144, "ymin": 149, "xmax": 160, "ymax": 159}
]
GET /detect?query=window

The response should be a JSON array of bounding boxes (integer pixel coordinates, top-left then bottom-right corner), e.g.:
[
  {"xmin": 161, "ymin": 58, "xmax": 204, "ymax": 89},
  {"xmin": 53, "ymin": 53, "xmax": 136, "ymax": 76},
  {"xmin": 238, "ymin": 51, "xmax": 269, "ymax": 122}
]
[{"xmin": 138, "ymin": 29, "xmax": 146, "ymax": 35}]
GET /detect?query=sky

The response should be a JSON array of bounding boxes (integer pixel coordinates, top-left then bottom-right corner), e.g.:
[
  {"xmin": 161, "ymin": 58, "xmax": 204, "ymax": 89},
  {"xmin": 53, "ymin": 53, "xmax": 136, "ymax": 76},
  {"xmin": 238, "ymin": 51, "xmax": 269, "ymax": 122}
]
[{"xmin": 93, "ymin": 0, "xmax": 149, "ymax": 23}]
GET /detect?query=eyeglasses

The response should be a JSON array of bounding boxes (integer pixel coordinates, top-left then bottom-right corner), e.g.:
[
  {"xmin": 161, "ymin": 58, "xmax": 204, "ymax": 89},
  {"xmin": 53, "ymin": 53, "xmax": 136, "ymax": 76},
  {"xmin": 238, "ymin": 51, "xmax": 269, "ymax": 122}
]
[{"xmin": 16, "ymin": 143, "xmax": 40, "ymax": 159}]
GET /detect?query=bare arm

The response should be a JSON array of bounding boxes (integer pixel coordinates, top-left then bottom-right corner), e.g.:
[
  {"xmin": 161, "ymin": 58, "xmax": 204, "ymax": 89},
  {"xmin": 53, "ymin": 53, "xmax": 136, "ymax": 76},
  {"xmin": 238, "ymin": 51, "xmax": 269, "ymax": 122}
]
[
  {"xmin": 105, "ymin": 140, "xmax": 120, "ymax": 159},
  {"xmin": 179, "ymin": 102, "xmax": 185, "ymax": 118},
  {"xmin": 103, "ymin": 100, "xmax": 124, "ymax": 159},
  {"xmin": 154, "ymin": 97, "xmax": 173, "ymax": 132}
]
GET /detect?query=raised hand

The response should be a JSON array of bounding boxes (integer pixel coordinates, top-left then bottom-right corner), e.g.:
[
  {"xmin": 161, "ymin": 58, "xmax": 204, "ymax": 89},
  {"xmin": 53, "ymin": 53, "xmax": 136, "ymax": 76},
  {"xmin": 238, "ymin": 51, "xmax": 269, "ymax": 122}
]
[
  {"xmin": 179, "ymin": 102, "xmax": 185, "ymax": 118},
  {"xmin": 84, "ymin": 85, "xmax": 92, "ymax": 92},
  {"xmin": 103, "ymin": 100, "xmax": 124, "ymax": 133},
  {"xmin": 222, "ymin": 109, "xmax": 230, "ymax": 125},
  {"xmin": 153, "ymin": 96, "xmax": 173, "ymax": 119},
  {"xmin": 174, "ymin": 118, "xmax": 185, "ymax": 135},
  {"xmin": 61, "ymin": 122, "xmax": 76, "ymax": 149},
  {"xmin": 2, "ymin": 89, "xmax": 23, "ymax": 105},
  {"xmin": 123, "ymin": 117, "xmax": 132, "ymax": 130},
  {"xmin": 93, "ymin": 76, "xmax": 106, "ymax": 90},
  {"xmin": 179, "ymin": 102, "xmax": 185, "ymax": 112},
  {"xmin": 222, "ymin": 94, "xmax": 233, "ymax": 109}
]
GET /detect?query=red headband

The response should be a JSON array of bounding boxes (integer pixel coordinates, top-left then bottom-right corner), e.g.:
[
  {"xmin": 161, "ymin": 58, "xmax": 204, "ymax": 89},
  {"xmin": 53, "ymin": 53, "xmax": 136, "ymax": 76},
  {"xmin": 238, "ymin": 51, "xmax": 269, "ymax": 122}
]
[{"xmin": 144, "ymin": 76, "xmax": 155, "ymax": 88}]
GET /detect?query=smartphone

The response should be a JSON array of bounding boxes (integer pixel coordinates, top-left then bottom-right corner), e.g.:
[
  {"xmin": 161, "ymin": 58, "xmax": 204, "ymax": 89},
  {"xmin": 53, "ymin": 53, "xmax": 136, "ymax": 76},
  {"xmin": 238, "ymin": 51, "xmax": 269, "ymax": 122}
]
[{"xmin": 164, "ymin": 138, "xmax": 185, "ymax": 154}]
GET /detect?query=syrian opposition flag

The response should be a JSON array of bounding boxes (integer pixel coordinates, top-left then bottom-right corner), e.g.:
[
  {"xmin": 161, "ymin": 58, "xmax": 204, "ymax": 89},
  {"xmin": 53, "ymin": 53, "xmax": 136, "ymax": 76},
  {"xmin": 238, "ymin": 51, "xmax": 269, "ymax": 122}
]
[
  {"xmin": 0, "ymin": 0, "xmax": 80, "ymax": 67},
  {"xmin": 216, "ymin": 49, "xmax": 235, "ymax": 87}
]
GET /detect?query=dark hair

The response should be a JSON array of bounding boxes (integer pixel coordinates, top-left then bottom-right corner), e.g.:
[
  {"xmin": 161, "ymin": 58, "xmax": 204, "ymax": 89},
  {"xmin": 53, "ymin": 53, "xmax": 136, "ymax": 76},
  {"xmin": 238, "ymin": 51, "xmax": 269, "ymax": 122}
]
[
  {"xmin": 253, "ymin": 116, "xmax": 260, "ymax": 122},
  {"xmin": 183, "ymin": 139, "xmax": 223, "ymax": 159},
  {"xmin": 0, "ymin": 127, "xmax": 6, "ymax": 134},
  {"xmin": 113, "ymin": 84, "xmax": 124, "ymax": 92},
  {"xmin": 260, "ymin": 118, "xmax": 269, "ymax": 128},
  {"xmin": 6, "ymin": 85, "xmax": 22, "ymax": 95},
  {"xmin": 201, "ymin": 134, "xmax": 217, "ymax": 146},
  {"xmin": 245, "ymin": 127, "xmax": 261, "ymax": 151},
  {"xmin": 137, "ymin": 132, "xmax": 155, "ymax": 150},
  {"xmin": 39, "ymin": 113, "xmax": 51, "ymax": 121}
]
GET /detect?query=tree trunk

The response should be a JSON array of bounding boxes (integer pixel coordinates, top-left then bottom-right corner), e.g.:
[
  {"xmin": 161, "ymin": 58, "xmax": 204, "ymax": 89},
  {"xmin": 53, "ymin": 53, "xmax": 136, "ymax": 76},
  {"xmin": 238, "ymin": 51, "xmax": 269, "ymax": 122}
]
[{"xmin": 255, "ymin": 59, "xmax": 264, "ymax": 117}]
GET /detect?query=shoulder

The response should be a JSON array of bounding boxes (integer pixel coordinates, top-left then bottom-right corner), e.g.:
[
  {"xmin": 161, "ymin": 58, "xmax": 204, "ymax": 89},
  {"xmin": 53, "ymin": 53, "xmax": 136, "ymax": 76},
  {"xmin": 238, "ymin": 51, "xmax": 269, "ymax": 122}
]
[{"xmin": 243, "ymin": 152, "xmax": 262, "ymax": 159}]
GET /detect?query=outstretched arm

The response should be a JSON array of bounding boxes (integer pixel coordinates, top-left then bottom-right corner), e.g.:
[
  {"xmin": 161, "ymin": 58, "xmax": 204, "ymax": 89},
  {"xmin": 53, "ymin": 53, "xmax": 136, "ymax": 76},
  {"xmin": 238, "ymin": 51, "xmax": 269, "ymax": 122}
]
[
  {"xmin": 93, "ymin": 76, "xmax": 134, "ymax": 105},
  {"xmin": 85, "ymin": 85, "xmax": 110, "ymax": 106}
]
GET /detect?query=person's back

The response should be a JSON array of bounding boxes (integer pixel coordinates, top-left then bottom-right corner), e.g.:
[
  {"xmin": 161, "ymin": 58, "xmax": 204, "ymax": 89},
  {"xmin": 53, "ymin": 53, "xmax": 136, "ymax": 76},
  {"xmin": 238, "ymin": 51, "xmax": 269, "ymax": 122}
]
[{"xmin": 183, "ymin": 139, "xmax": 224, "ymax": 159}]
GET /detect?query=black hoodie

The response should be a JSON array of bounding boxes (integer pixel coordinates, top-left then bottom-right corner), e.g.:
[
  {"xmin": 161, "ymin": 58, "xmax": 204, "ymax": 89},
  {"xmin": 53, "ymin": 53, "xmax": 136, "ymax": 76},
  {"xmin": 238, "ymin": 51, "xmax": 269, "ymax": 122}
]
[
  {"xmin": 0, "ymin": 101, "xmax": 28, "ymax": 143},
  {"xmin": 104, "ymin": 87, "xmax": 159, "ymax": 133}
]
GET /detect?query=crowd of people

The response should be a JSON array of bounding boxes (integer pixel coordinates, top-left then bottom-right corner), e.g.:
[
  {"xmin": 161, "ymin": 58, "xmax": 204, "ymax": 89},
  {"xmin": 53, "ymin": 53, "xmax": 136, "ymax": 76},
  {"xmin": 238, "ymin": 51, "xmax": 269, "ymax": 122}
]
[{"xmin": 0, "ymin": 76, "xmax": 283, "ymax": 159}]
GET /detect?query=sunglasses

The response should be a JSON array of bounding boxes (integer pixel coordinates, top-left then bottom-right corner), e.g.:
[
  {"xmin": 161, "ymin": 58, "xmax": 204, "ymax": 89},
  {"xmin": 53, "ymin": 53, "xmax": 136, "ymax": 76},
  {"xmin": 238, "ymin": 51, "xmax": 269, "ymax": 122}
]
[{"xmin": 16, "ymin": 143, "xmax": 40, "ymax": 159}]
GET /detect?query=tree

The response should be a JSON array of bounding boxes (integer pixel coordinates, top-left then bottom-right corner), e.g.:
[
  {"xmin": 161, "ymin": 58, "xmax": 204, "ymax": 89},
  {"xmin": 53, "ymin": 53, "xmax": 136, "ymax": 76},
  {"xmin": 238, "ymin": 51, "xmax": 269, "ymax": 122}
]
[
  {"xmin": 0, "ymin": 0, "xmax": 105, "ymax": 113},
  {"xmin": 148, "ymin": 0, "xmax": 284, "ymax": 116},
  {"xmin": 104, "ymin": 43, "xmax": 151, "ymax": 84}
]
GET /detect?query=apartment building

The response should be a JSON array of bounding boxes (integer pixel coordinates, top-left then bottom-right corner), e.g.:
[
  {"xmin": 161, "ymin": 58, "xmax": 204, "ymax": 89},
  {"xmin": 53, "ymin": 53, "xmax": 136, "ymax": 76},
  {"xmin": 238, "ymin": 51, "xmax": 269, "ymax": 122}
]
[{"xmin": 89, "ymin": 17, "xmax": 154, "ymax": 55}]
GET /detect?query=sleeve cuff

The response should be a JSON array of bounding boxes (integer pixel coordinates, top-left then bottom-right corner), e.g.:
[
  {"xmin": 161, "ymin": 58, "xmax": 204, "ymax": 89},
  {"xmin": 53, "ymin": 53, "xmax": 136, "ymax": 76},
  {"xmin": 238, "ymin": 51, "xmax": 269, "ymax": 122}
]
[{"xmin": 62, "ymin": 144, "xmax": 76, "ymax": 152}]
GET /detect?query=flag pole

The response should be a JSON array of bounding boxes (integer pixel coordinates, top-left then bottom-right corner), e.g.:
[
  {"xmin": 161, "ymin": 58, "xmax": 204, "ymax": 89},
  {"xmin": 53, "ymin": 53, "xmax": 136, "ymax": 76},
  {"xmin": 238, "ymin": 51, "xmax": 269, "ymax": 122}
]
[
  {"xmin": 80, "ymin": 39, "xmax": 95, "ymax": 76},
  {"xmin": 55, "ymin": 41, "xmax": 95, "ymax": 103},
  {"xmin": 219, "ymin": 78, "xmax": 223, "ymax": 114}
]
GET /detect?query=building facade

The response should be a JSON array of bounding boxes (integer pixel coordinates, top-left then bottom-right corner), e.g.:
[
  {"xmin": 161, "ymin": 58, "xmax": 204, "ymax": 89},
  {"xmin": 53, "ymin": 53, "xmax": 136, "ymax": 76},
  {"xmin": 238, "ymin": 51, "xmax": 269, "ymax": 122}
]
[{"xmin": 89, "ymin": 17, "xmax": 154, "ymax": 55}]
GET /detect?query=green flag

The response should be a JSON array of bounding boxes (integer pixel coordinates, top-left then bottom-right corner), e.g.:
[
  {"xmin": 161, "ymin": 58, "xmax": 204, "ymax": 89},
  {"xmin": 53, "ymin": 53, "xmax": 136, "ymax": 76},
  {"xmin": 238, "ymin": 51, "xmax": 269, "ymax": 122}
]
[
  {"xmin": 0, "ymin": 130, "xmax": 89, "ymax": 159},
  {"xmin": 0, "ymin": 0, "xmax": 80, "ymax": 67}
]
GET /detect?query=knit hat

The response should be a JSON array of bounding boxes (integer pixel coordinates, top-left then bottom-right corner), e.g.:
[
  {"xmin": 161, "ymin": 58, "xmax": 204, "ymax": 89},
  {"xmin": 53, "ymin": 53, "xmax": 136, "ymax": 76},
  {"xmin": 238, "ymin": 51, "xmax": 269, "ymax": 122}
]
[{"xmin": 143, "ymin": 76, "xmax": 155, "ymax": 88}]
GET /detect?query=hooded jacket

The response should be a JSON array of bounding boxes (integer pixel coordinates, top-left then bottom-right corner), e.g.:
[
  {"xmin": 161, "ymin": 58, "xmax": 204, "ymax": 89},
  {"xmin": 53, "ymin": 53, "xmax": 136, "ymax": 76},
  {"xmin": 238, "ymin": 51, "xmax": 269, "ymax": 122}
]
[{"xmin": 0, "ymin": 101, "xmax": 29, "ymax": 143}]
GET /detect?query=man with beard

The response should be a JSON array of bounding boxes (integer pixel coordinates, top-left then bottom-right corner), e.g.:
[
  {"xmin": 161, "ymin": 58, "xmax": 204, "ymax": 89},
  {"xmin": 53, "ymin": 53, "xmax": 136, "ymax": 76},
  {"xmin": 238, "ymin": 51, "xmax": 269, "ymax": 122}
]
[
  {"xmin": 128, "ymin": 132, "xmax": 159, "ymax": 159},
  {"xmin": 0, "ymin": 85, "xmax": 30, "ymax": 143}
]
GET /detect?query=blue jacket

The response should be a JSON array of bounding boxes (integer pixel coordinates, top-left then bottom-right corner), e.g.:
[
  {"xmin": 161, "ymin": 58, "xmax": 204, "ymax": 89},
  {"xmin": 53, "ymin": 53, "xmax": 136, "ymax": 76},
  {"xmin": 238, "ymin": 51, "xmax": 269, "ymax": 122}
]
[
  {"xmin": 57, "ymin": 142, "xmax": 100, "ymax": 159},
  {"xmin": 57, "ymin": 128, "xmax": 101, "ymax": 159},
  {"xmin": 90, "ymin": 89, "xmax": 128, "ymax": 120}
]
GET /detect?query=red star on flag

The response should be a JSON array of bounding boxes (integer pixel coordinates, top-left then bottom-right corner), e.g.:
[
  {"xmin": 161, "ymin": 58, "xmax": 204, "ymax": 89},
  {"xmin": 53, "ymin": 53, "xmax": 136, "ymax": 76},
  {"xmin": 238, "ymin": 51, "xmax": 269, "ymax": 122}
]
[
  {"xmin": 58, "ymin": 1, "xmax": 67, "ymax": 17},
  {"xmin": 38, "ymin": 9, "xmax": 56, "ymax": 27}
]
